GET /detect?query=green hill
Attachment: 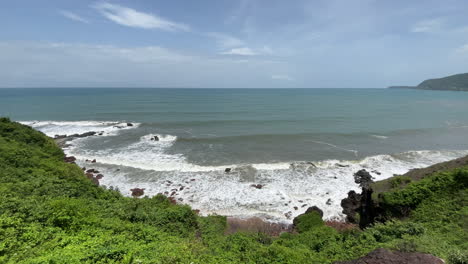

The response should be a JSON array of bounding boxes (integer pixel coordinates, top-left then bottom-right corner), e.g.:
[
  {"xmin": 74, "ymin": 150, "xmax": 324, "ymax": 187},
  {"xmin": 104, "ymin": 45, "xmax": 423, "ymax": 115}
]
[
  {"xmin": 0, "ymin": 117, "xmax": 467, "ymax": 263},
  {"xmin": 389, "ymin": 73, "xmax": 468, "ymax": 91}
]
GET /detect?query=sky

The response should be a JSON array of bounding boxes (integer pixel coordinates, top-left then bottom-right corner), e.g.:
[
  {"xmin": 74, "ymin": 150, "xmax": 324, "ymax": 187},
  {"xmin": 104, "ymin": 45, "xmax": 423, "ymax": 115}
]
[{"xmin": 1, "ymin": 0, "xmax": 468, "ymax": 88}]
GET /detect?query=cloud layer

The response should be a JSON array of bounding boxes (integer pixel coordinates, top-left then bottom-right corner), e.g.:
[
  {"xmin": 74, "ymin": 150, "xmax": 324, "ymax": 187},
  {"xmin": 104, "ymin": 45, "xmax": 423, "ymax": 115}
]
[{"xmin": 93, "ymin": 2, "xmax": 189, "ymax": 31}]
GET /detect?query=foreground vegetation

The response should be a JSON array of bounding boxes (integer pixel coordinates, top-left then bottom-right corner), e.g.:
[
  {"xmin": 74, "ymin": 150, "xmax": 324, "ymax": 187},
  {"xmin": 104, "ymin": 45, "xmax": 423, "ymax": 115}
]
[{"xmin": 0, "ymin": 118, "xmax": 466, "ymax": 263}]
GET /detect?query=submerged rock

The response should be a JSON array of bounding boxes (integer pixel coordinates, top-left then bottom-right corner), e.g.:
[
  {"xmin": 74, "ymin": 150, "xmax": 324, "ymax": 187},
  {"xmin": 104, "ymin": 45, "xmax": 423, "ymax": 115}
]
[
  {"xmin": 151, "ymin": 136, "xmax": 159, "ymax": 141},
  {"xmin": 126, "ymin": 123, "xmax": 133, "ymax": 127},
  {"xmin": 250, "ymin": 184, "xmax": 263, "ymax": 189},
  {"xmin": 225, "ymin": 168, "xmax": 231, "ymax": 173}
]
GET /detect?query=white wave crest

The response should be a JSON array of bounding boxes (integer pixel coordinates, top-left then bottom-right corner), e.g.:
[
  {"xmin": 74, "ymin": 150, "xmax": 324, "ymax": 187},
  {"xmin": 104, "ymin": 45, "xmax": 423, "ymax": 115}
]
[{"xmin": 20, "ymin": 120, "xmax": 140, "ymax": 137}]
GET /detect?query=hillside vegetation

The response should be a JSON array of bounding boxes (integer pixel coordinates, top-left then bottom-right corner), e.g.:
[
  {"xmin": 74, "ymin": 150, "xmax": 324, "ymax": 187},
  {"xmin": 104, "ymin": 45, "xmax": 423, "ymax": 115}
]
[
  {"xmin": 389, "ymin": 73, "xmax": 468, "ymax": 91},
  {"xmin": 0, "ymin": 117, "xmax": 467, "ymax": 263}
]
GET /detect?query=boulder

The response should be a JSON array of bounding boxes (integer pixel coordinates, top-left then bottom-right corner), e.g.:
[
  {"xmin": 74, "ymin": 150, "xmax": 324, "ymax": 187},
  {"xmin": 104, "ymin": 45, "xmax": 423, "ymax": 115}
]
[
  {"xmin": 292, "ymin": 206, "xmax": 324, "ymax": 232},
  {"xmin": 341, "ymin": 190, "xmax": 361, "ymax": 224},
  {"xmin": 354, "ymin": 169, "xmax": 373, "ymax": 188},
  {"xmin": 333, "ymin": 248, "xmax": 445, "ymax": 264},
  {"xmin": 250, "ymin": 184, "xmax": 263, "ymax": 189},
  {"xmin": 64, "ymin": 156, "xmax": 76, "ymax": 163},
  {"xmin": 91, "ymin": 159, "xmax": 96, "ymax": 163},
  {"xmin": 130, "ymin": 188, "xmax": 145, "ymax": 197},
  {"xmin": 95, "ymin": 174, "xmax": 104, "ymax": 180},
  {"xmin": 127, "ymin": 123, "xmax": 133, "ymax": 127},
  {"xmin": 225, "ymin": 168, "xmax": 232, "ymax": 173},
  {"xmin": 304, "ymin": 206, "xmax": 324, "ymax": 218},
  {"xmin": 151, "ymin": 136, "xmax": 159, "ymax": 141}
]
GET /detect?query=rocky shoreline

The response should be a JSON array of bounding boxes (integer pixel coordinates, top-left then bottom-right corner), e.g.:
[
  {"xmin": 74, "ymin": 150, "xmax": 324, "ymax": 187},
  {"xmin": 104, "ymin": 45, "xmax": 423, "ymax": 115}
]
[{"xmin": 57, "ymin": 128, "xmax": 468, "ymax": 241}]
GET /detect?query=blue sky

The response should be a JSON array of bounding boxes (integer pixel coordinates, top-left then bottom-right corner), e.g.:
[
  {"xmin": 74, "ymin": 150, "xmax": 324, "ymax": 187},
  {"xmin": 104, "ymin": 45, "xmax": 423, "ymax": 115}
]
[{"xmin": 1, "ymin": 0, "xmax": 468, "ymax": 88}]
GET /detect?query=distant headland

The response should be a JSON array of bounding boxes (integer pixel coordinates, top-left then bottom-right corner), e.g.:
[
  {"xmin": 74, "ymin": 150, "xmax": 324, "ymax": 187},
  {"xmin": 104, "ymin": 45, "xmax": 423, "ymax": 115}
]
[{"xmin": 389, "ymin": 72, "xmax": 468, "ymax": 91}]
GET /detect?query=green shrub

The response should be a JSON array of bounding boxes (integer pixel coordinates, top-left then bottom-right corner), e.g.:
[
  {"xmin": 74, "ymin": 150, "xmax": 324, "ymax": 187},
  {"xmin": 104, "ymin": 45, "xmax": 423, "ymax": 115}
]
[
  {"xmin": 389, "ymin": 175, "xmax": 412, "ymax": 188},
  {"xmin": 293, "ymin": 211, "xmax": 324, "ymax": 233}
]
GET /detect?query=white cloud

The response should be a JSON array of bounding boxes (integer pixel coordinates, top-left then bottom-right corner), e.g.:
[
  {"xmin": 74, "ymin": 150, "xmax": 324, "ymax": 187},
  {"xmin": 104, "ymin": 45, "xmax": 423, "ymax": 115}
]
[
  {"xmin": 456, "ymin": 44, "xmax": 468, "ymax": 54},
  {"xmin": 411, "ymin": 18, "xmax": 443, "ymax": 33},
  {"xmin": 271, "ymin": 74, "xmax": 293, "ymax": 81},
  {"xmin": 59, "ymin": 10, "xmax": 89, "ymax": 24},
  {"xmin": 221, "ymin": 47, "xmax": 258, "ymax": 56},
  {"xmin": 206, "ymin": 32, "xmax": 245, "ymax": 48},
  {"xmin": 93, "ymin": 2, "xmax": 189, "ymax": 31},
  {"xmin": 0, "ymin": 42, "xmax": 288, "ymax": 88}
]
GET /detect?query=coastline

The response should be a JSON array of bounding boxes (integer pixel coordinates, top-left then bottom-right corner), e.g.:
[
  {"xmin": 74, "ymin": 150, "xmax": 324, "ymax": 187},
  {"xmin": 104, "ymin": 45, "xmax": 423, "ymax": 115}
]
[{"xmin": 55, "ymin": 129, "xmax": 468, "ymax": 230}]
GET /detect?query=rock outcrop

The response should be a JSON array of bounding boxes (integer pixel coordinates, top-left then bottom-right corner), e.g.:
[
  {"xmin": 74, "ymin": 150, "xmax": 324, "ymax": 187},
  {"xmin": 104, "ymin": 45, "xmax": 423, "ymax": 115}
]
[
  {"xmin": 130, "ymin": 188, "xmax": 145, "ymax": 197},
  {"xmin": 341, "ymin": 169, "xmax": 376, "ymax": 228},
  {"xmin": 333, "ymin": 248, "xmax": 445, "ymax": 264}
]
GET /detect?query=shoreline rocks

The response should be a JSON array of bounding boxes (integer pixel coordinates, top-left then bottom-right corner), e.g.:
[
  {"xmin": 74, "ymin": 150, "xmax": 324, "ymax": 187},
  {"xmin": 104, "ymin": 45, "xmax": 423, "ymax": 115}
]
[{"xmin": 130, "ymin": 188, "xmax": 145, "ymax": 197}]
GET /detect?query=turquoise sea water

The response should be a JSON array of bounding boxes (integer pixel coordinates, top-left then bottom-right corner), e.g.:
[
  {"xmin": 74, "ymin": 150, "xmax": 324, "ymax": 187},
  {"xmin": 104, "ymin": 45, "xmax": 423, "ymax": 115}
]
[{"xmin": 1, "ymin": 88, "xmax": 468, "ymax": 221}]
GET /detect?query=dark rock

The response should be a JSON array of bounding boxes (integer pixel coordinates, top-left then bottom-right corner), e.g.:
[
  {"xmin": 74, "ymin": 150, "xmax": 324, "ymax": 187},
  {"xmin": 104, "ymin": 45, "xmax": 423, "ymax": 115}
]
[
  {"xmin": 178, "ymin": 198, "xmax": 183, "ymax": 201},
  {"xmin": 341, "ymin": 190, "xmax": 361, "ymax": 224},
  {"xmin": 151, "ymin": 136, "xmax": 159, "ymax": 141},
  {"xmin": 293, "ymin": 206, "xmax": 298, "ymax": 210},
  {"xmin": 333, "ymin": 248, "xmax": 445, "ymax": 264},
  {"xmin": 91, "ymin": 159, "xmax": 96, "ymax": 163},
  {"xmin": 95, "ymin": 174, "xmax": 104, "ymax": 180},
  {"xmin": 301, "ymin": 204, "xmax": 308, "ymax": 208},
  {"xmin": 90, "ymin": 177, "xmax": 99, "ymax": 186},
  {"xmin": 341, "ymin": 170, "xmax": 377, "ymax": 228},
  {"xmin": 54, "ymin": 134, "xmax": 67, "ymax": 139},
  {"xmin": 179, "ymin": 186, "xmax": 184, "ymax": 191},
  {"xmin": 250, "ymin": 184, "xmax": 263, "ymax": 189},
  {"xmin": 304, "ymin": 206, "xmax": 324, "ymax": 218},
  {"xmin": 86, "ymin": 169, "xmax": 96, "ymax": 173},
  {"xmin": 326, "ymin": 198, "xmax": 332, "ymax": 205},
  {"xmin": 98, "ymin": 132, "xmax": 104, "ymax": 136},
  {"xmin": 64, "ymin": 156, "xmax": 76, "ymax": 163},
  {"xmin": 127, "ymin": 123, "xmax": 133, "ymax": 127},
  {"xmin": 130, "ymin": 188, "xmax": 145, "ymax": 197},
  {"xmin": 190, "ymin": 179, "xmax": 196, "ymax": 181},
  {"xmin": 170, "ymin": 191, "xmax": 176, "ymax": 196},
  {"xmin": 82, "ymin": 167, "xmax": 86, "ymax": 171},
  {"xmin": 225, "ymin": 168, "xmax": 231, "ymax": 173},
  {"xmin": 284, "ymin": 211, "xmax": 292, "ymax": 219},
  {"xmin": 71, "ymin": 131, "xmax": 96, "ymax": 138},
  {"xmin": 354, "ymin": 169, "xmax": 373, "ymax": 188}
]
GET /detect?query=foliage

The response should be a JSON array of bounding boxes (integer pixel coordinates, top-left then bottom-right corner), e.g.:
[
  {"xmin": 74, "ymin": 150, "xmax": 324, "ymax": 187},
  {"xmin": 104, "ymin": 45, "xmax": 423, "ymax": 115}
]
[
  {"xmin": 389, "ymin": 175, "xmax": 412, "ymax": 188},
  {"xmin": 0, "ymin": 117, "xmax": 467, "ymax": 263}
]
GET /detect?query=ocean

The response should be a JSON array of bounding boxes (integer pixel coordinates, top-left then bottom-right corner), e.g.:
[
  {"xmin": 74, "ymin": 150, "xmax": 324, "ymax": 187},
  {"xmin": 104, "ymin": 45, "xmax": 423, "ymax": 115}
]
[{"xmin": 1, "ymin": 88, "xmax": 468, "ymax": 222}]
